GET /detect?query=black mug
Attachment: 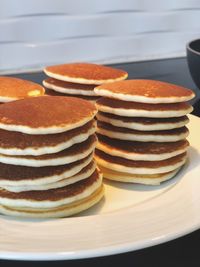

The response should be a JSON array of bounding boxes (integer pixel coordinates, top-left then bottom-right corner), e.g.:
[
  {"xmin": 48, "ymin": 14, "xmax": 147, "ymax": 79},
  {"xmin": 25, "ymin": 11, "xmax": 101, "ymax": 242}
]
[{"xmin": 187, "ymin": 39, "xmax": 200, "ymax": 116}]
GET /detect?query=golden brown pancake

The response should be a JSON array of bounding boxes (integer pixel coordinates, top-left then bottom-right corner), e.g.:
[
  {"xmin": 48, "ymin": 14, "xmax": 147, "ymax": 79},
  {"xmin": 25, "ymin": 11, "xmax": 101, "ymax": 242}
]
[
  {"xmin": 97, "ymin": 112, "xmax": 189, "ymax": 125},
  {"xmin": 0, "ymin": 169, "xmax": 99, "ymax": 202},
  {"xmin": 95, "ymin": 80, "xmax": 195, "ymax": 103},
  {"xmin": 97, "ymin": 135, "xmax": 188, "ymax": 161},
  {"xmin": 96, "ymin": 149, "xmax": 186, "ymax": 168},
  {"xmin": 0, "ymin": 135, "xmax": 96, "ymax": 167},
  {"xmin": 97, "ymin": 134, "xmax": 189, "ymax": 155},
  {"xmin": 97, "ymin": 121, "xmax": 189, "ymax": 137},
  {"xmin": 0, "ymin": 120, "xmax": 94, "ymax": 151},
  {"xmin": 45, "ymin": 88, "xmax": 100, "ymax": 101},
  {"xmin": 100, "ymin": 166, "xmax": 181, "ymax": 185},
  {"xmin": 43, "ymin": 78, "xmax": 97, "ymax": 96},
  {"xmin": 0, "ymin": 77, "xmax": 45, "ymax": 102},
  {"xmin": 96, "ymin": 112, "xmax": 189, "ymax": 130},
  {"xmin": 44, "ymin": 78, "xmax": 96, "ymax": 91},
  {"xmin": 0, "ymin": 96, "xmax": 97, "ymax": 134},
  {"xmin": 1, "ymin": 160, "xmax": 96, "ymax": 192},
  {"xmin": 0, "ymin": 185, "xmax": 104, "ymax": 218},
  {"xmin": 97, "ymin": 98, "xmax": 192, "ymax": 111},
  {"xmin": 96, "ymin": 97, "xmax": 193, "ymax": 118},
  {"xmin": 0, "ymin": 153, "xmax": 93, "ymax": 182},
  {"xmin": 44, "ymin": 62, "xmax": 128, "ymax": 85}
]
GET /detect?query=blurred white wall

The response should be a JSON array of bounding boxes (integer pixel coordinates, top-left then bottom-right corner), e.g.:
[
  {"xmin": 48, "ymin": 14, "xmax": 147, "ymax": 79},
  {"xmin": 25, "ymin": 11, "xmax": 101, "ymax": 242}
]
[{"xmin": 1, "ymin": 0, "xmax": 200, "ymax": 73}]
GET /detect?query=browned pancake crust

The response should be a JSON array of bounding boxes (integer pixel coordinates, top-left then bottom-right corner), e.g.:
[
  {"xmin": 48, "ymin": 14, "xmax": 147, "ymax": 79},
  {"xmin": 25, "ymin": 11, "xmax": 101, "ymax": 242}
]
[
  {"xmin": 5, "ymin": 135, "xmax": 96, "ymax": 161},
  {"xmin": 45, "ymin": 63, "xmax": 127, "ymax": 80},
  {"xmin": 96, "ymin": 80, "xmax": 194, "ymax": 98},
  {"xmin": 44, "ymin": 78, "xmax": 96, "ymax": 90},
  {"xmin": 98, "ymin": 121, "xmax": 189, "ymax": 136},
  {"xmin": 0, "ymin": 169, "xmax": 99, "ymax": 201},
  {"xmin": 98, "ymin": 112, "xmax": 189, "ymax": 125},
  {"xmin": 0, "ymin": 77, "xmax": 45, "ymax": 98},
  {"xmin": 0, "ymin": 120, "xmax": 95, "ymax": 149},
  {"xmin": 0, "ymin": 153, "xmax": 92, "ymax": 181},
  {"xmin": 45, "ymin": 89, "xmax": 99, "ymax": 100},
  {"xmin": 0, "ymin": 96, "xmax": 96, "ymax": 128},
  {"xmin": 98, "ymin": 134, "xmax": 189, "ymax": 154},
  {"xmin": 97, "ymin": 98, "xmax": 191, "ymax": 111},
  {"xmin": 96, "ymin": 149, "xmax": 186, "ymax": 168}
]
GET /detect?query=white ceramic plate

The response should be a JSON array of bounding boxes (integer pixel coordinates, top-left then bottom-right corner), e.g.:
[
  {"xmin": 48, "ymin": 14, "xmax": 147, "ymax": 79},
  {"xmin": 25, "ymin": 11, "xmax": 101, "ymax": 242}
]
[{"xmin": 0, "ymin": 114, "xmax": 200, "ymax": 261}]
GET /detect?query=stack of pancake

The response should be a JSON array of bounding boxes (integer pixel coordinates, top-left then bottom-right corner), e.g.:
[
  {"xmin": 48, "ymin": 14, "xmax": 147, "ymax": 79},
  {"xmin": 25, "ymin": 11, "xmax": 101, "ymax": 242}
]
[
  {"xmin": 94, "ymin": 80, "xmax": 195, "ymax": 185},
  {"xmin": 0, "ymin": 76, "xmax": 45, "ymax": 102},
  {"xmin": 43, "ymin": 62, "xmax": 128, "ymax": 102},
  {"xmin": 0, "ymin": 96, "xmax": 104, "ymax": 218}
]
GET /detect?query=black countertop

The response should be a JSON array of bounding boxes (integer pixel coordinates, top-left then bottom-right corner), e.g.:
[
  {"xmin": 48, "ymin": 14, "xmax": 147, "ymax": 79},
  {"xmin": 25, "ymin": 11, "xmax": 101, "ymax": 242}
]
[{"xmin": 1, "ymin": 57, "xmax": 200, "ymax": 267}]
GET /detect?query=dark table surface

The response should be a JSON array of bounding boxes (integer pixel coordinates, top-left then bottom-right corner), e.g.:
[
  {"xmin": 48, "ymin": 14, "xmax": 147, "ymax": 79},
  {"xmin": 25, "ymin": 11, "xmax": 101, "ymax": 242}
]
[{"xmin": 1, "ymin": 57, "xmax": 200, "ymax": 267}]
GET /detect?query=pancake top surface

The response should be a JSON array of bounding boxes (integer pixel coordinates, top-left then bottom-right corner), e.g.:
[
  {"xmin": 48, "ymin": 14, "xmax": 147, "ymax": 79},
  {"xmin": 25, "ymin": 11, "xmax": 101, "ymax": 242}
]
[
  {"xmin": 0, "ymin": 96, "xmax": 97, "ymax": 134},
  {"xmin": 95, "ymin": 80, "xmax": 195, "ymax": 103},
  {"xmin": 0, "ymin": 77, "xmax": 45, "ymax": 101},
  {"xmin": 44, "ymin": 63, "xmax": 128, "ymax": 84}
]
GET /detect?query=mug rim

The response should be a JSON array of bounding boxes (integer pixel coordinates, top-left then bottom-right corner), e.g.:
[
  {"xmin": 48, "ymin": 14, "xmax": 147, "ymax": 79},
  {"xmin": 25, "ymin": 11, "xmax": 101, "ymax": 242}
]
[{"xmin": 187, "ymin": 39, "xmax": 200, "ymax": 56}]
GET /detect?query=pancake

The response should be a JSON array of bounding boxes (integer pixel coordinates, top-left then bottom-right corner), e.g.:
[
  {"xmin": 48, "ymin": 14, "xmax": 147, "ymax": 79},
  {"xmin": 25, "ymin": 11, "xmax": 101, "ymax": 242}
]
[
  {"xmin": 0, "ymin": 135, "xmax": 97, "ymax": 167},
  {"xmin": 0, "ymin": 96, "xmax": 97, "ymax": 134},
  {"xmin": 96, "ymin": 98, "xmax": 193, "ymax": 118},
  {"xmin": 97, "ymin": 134, "xmax": 189, "ymax": 161},
  {"xmin": 2, "ymin": 160, "xmax": 96, "ymax": 192},
  {"xmin": 94, "ymin": 80, "xmax": 195, "ymax": 103},
  {"xmin": 0, "ymin": 168, "xmax": 102, "ymax": 208},
  {"xmin": 43, "ymin": 78, "xmax": 97, "ymax": 96},
  {"xmin": 97, "ymin": 122, "xmax": 189, "ymax": 142},
  {"xmin": 44, "ymin": 62, "xmax": 128, "ymax": 85},
  {"xmin": 0, "ymin": 77, "xmax": 45, "ymax": 102},
  {"xmin": 96, "ymin": 112, "xmax": 189, "ymax": 131},
  {"xmin": 95, "ymin": 149, "xmax": 187, "ymax": 174},
  {"xmin": 0, "ymin": 185, "xmax": 104, "ymax": 218},
  {"xmin": 99, "ymin": 165, "xmax": 180, "ymax": 185},
  {"xmin": 0, "ymin": 120, "xmax": 96, "ymax": 156},
  {"xmin": 0, "ymin": 153, "xmax": 93, "ymax": 186},
  {"xmin": 45, "ymin": 89, "xmax": 100, "ymax": 102}
]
